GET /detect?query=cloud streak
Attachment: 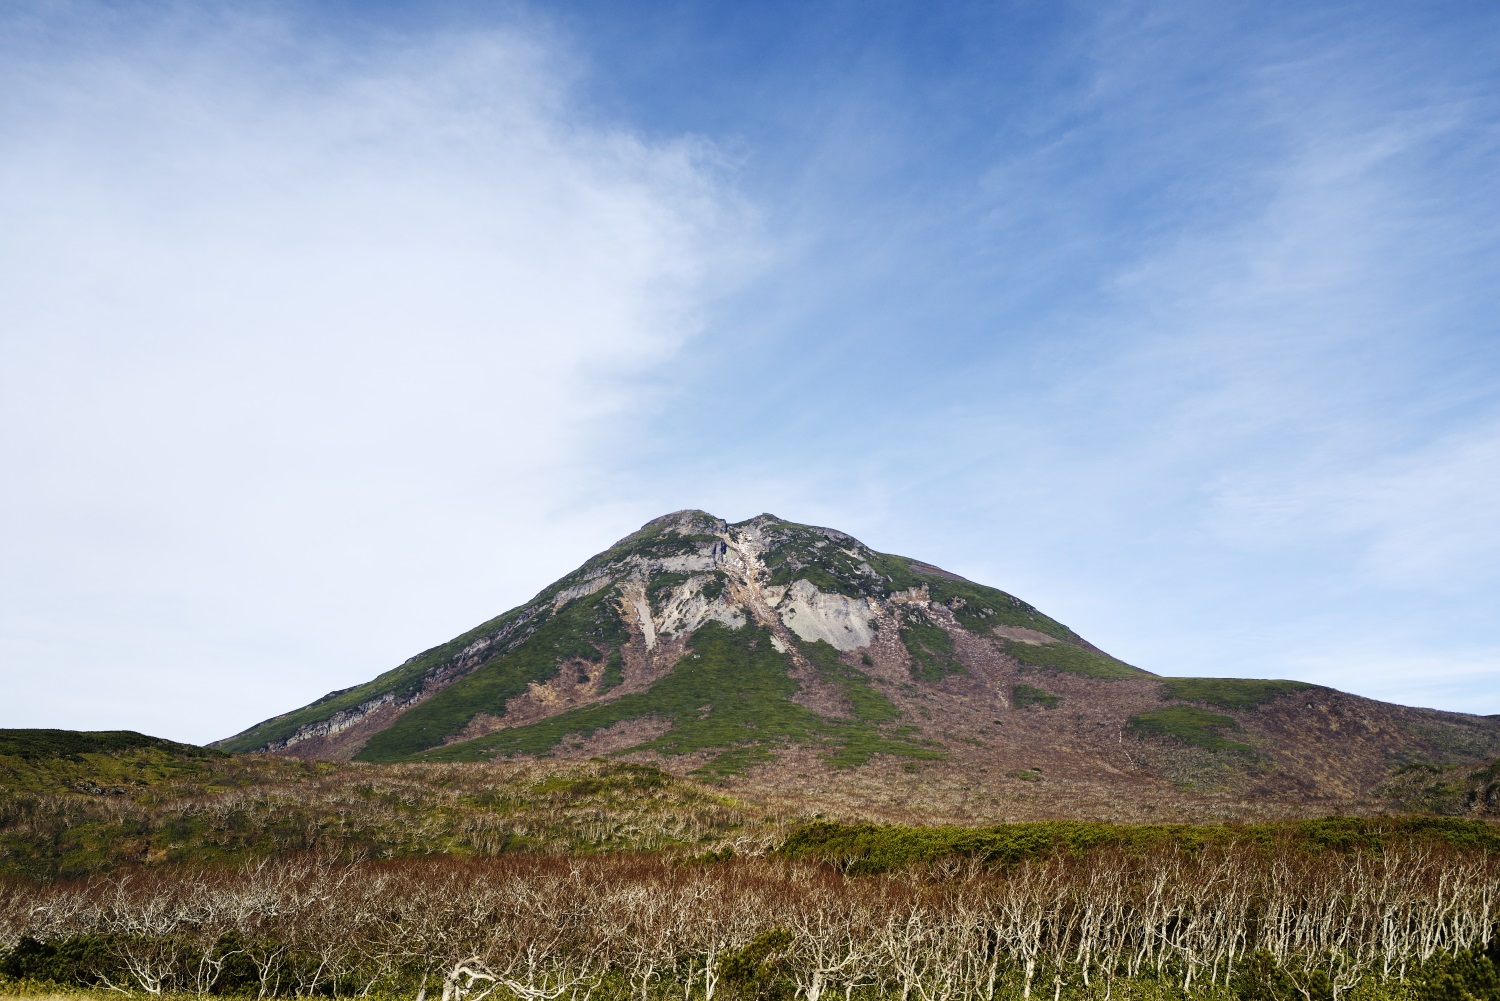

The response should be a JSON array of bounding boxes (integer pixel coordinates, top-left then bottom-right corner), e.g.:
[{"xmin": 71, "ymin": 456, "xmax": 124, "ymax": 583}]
[{"xmin": 0, "ymin": 4, "xmax": 743, "ymax": 741}]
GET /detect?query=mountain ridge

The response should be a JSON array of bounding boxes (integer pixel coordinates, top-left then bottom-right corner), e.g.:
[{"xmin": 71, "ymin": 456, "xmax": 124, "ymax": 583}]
[{"xmin": 217, "ymin": 510, "xmax": 1500, "ymax": 818}]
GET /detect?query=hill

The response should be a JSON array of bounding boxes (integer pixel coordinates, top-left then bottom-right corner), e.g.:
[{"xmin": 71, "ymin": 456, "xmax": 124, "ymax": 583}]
[{"xmin": 217, "ymin": 511, "xmax": 1500, "ymax": 821}]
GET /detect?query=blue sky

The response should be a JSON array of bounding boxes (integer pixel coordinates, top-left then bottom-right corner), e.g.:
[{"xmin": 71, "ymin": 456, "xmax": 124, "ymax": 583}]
[{"xmin": 3, "ymin": 0, "xmax": 1498, "ymax": 742}]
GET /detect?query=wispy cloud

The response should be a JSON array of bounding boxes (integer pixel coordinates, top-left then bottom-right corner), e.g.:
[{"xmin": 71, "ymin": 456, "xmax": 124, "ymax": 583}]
[{"xmin": 0, "ymin": 4, "xmax": 744, "ymax": 740}]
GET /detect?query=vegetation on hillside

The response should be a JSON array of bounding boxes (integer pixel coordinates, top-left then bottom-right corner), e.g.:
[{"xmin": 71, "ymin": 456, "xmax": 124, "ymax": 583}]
[
  {"xmin": 0, "ymin": 729, "xmax": 213, "ymax": 763},
  {"xmin": 415, "ymin": 623, "xmax": 940, "ymax": 777},
  {"xmin": 0, "ymin": 739, "xmax": 770, "ymax": 881},
  {"xmin": 868, "ymin": 550, "xmax": 1082, "ymax": 641},
  {"xmin": 1381, "ymin": 757, "xmax": 1500, "ymax": 817},
  {"xmin": 778, "ymin": 815, "xmax": 1500, "ymax": 873},
  {"xmin": 901, "ymin": 609, "xmax": 968, "ymax": 681},
  {"xmin": 214, "ymin": 604, "xmax": 534, "ymax": 754},
  {"xmin": 1127, "ymin": 707, "xmax": 1255, "ymax": 754},
  {"xmin": 1012, "ymin": 684, "xmax": 1061, "ymax": 710},
  {"xmin": 1158, "ymin": 678, "xmax": 1318, "ymax": 710},
  {"xmin": 6, "ymin": 729, "xmax": 1500, "ymax": 1001},
  {"xmin": 1002, "ymin": 639, "xmax": 1147, "ymax": 680},
  {"xmin": 358, "ymin": 587, "xmax": 630, "ymax": 762}
]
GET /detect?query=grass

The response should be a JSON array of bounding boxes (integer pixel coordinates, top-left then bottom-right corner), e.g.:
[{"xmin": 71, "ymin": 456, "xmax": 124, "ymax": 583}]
[
  {"xmin": 797, "ymin": 640, "xmax": 902, "ymax": 723},
  {"xmin": 416, "ymin": 623, "xmax": 941, "ymax": 778},
  {"xmin": 755, "ymin": 519, "xmax": 884, "ymax": 599},
  {"xmin": 357, "ymin": 587, "xmax": 630, "ymax": 762},
  {"xmin": 867, "ymin": 553, "xmax": 1082, "ymax": 641},
  {"xmin": 645, "ymin": 572, "xmax": 694, "ymax": 608},
  {"xmin": 1127, "ymin": 706, "xmax": 1254, "ymax": 754},
  {"xmin": 901, "ymin": 612, "xmax": 967, "ymax": 681},
  {"xmin": 215, "ymin": 603, "xmax": 532, "ymax": 753},
  {"xmin": 0, "ymin": 738, "xmax": 765, "ymax": 880},
  {"xmin": 0, "ymin": 730, "xmax": 212, "ymax": 762},
  {"xmin": 1002, "ymin": 639, "xmax": 1148, "ymax": 680},
  {"xmin": 220, "ymin": 513, "xmax": 728, "ymax": 756},
  {"xmin": 1012, "ymin": 684, "xmax": 1061, "ymax": 710},
  {"xmin": 1159, "ymin": 677, "xmax": 1317, "ymax": 710},
  {"xmin": 778, "ymin": 815, "xmax": 1500, "ymax": 873}
]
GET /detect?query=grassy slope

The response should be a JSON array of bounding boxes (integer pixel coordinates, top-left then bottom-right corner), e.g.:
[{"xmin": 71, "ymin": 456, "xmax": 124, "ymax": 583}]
[
  {"xmin": 1381, "ymin": 756, "xmax": 1500, "ymax": 816},
  {"xmin": 415, "ymin": 623, "xmax": 940, "ymax": 778},
  {"xmin": 1127, "ymin": 706, "xmax": 1255, "ymax": 754},
  {"xmin": 356, "ymin": 587, "xmax": 629, "ymax": 762},
  {"xmin": 217, "ymin": 514, "xmax": 725, "ymax": 755},
  {"xmin": 1002, "ymin": 638, "xmax": 1149, "ymax": 679},
  {"xmin": 1159, "ymin": 677, "xmax": 1318, "ymax": 709},
  {"xmin": 215, "ymin": 607, "xmax": 526, "ymax": 753}
]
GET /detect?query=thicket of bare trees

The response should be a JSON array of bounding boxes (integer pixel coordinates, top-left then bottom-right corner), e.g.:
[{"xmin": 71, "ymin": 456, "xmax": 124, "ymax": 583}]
[{"xmin": 2, "ymin": 844, "xmax": 1495, "ymax": 1001}]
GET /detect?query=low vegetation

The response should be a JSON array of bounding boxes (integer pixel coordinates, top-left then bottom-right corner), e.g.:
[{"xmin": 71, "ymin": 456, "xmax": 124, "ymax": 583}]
[
  {"xmin": 1126, "ymin": 707, "xmax": 1255, "ymax": 754},
  {"xmin": 1002, "ymin": 640, "xmax": 1147, "ymax": 680},
  {"xmin": 418, "ymin": 624, "xmax": 939, "ymax": 777},
  {"xmin": 5, "ymin": 733, "xmax": 1500, "ymax": 1001},
  {"xmin": 777, "ymin": 816, "xmax": 1500, "ymax": 873},
  {"xmin": 1158, "ymin": 679, "xmax": 1318, "ymax": 711},
  {"xmin": 2, "ymin": 836, "xmax": 1497, "ymax": 1001},
  {"xmin": 360, "ymin": 588, "xmax": 631, "ymax": 762},
  {"xmin": 0, "ymin": 742, "xmax": 772, "ymax": 882},
  {"xmin": 901, "ymin": 611, "xmax": 968, "ymax": 682},
  {"xmin": 1012, "ymin": 684, "xmax": 1061, "ymax": 710}
]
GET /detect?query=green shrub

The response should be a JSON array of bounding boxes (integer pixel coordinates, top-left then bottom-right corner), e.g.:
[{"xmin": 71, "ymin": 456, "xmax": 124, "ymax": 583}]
[
  {"xmin": 1012, "ymin": 684, "xmax": 1060, "ymax": 710},
  {"xmin": 779, "ymin": 817, "xmax": 1500, "ymax": 873},
  {"xmin": 1414, "ymin": 943, "xmax": 1500, "ymax": 1001},
  {"xmin": 1160, "ymin": 677, "xmax": 1316, "ymax": 710},
  {"xmin": 0, "ymin": 934, "xmax": 124, "ymax": 986},
  {"xmin": 1002, "ymin": 640, "xmax": 1145, "ymax": 680},
  {"xmin": 0, "ymin": 729, "xmax": 210, "ymax": 761},
  {"xmin": 717, "ymin": 927, "xmax": 792, "ymax": 992},
  {"xmin": 1127, "ymin": 706, "xmax": 1253, "ymax": 753},
  {"xmin": 902, "ymin": 613, "xmax": 966, "ymax": 681}
]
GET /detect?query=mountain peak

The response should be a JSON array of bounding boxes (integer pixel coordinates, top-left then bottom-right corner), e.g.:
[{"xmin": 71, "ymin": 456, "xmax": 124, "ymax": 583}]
[{"xmin": 216, "ymin": 511, "xmax": 1500, "ymax": 819}]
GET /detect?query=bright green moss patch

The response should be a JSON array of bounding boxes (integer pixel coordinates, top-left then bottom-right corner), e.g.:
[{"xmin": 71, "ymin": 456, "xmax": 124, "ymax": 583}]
[
  {"xmin": 1012, "ymin": 684, "xmax": 1060, "ymax": 710},
  {"xmin": 1002, "ymin": 639, "xmax": 1147, "ymax": 680},
  {"xmin": 1127, "ymin": 706, "xmax": 1253, "ymax": 753},
  {"xmin": 1160, "ymin": 677, "xmax": 1317, "ymax": 710}
]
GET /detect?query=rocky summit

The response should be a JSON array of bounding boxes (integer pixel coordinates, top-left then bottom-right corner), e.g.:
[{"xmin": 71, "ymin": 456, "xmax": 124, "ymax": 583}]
[{"xmin": 217, "ymin": 511, "xmax": 1500, "ymax": 821}]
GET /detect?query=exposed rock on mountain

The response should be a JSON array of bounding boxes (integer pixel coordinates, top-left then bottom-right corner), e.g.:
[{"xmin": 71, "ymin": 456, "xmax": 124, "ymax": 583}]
[{"xmin": 217, "ymin": 511, "xmax": 1500, "ymax": 820}]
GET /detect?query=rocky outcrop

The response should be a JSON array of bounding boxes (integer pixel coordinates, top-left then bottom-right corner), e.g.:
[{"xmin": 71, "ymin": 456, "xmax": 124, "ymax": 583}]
[{"xmin": 773, "ymin": 579, "xmax": 876, "ymax": 651}]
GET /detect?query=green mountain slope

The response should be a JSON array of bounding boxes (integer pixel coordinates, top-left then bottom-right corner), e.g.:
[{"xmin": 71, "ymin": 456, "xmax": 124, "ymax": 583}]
[{"xmin": 216, "ymin": 510, "xmax": 1500, "ymax": 806}]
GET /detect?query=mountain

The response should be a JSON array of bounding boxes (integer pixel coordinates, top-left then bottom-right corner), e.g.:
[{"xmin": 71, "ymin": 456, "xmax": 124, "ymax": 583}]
[{"xmin": 218, "ymin": 511, "xmax": 1500, "ymax": 820}]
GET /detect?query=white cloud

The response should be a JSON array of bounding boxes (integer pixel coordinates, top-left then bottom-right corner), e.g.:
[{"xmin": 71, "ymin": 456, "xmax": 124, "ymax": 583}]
[
  {"xmin": 0, "ymin": 6, "xmax": 744, "ymax": 741},
  {"xmin": 1210, "ymin": 418, "xmax": 1500, "ymax": 588}
]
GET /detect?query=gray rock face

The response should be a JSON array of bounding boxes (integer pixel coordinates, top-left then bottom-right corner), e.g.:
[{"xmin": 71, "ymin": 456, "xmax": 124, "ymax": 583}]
[{"xmin": 774, "ymin": 579, "xmax": 876, "ymax": 651}]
